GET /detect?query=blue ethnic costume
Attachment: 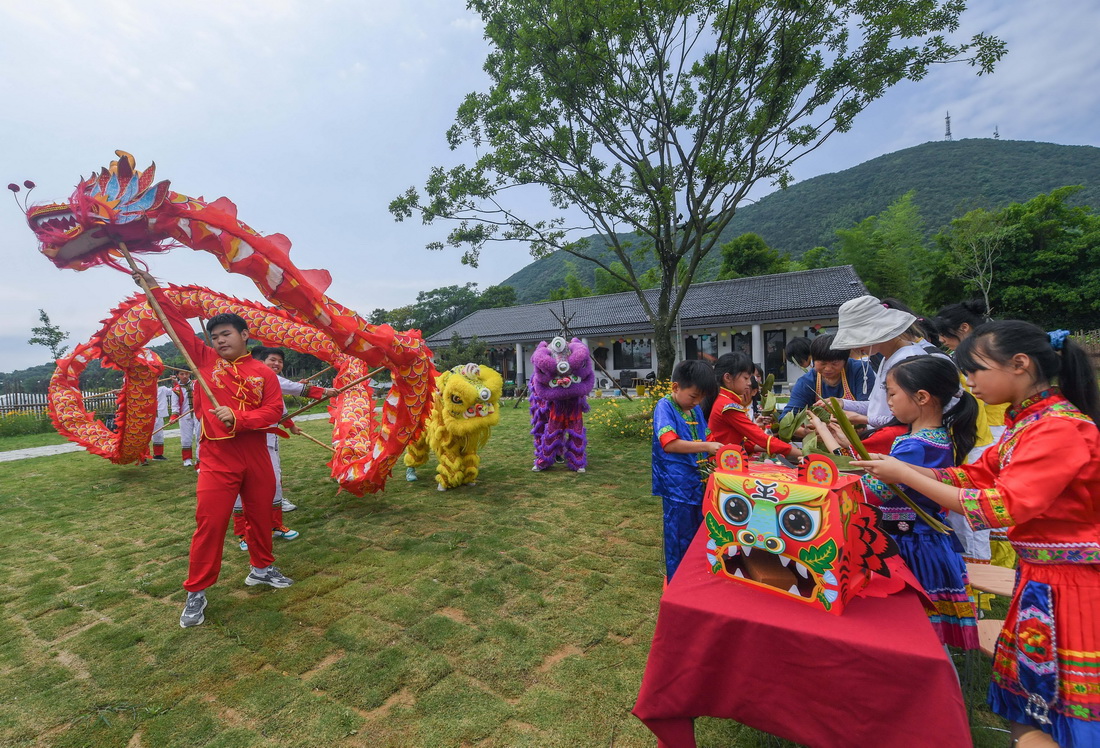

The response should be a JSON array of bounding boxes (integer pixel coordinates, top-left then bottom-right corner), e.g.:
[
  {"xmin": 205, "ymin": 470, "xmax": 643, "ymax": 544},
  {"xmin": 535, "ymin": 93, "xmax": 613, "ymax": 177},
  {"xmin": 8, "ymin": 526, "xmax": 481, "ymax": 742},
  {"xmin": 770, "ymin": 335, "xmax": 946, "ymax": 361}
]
[
  {"xmin": 862, "ymin": 427, "xmax": 979, "ymax": 650},
  {"xmin": 652, "ymin": 395, "xmax": 711, "ymax": 580}
]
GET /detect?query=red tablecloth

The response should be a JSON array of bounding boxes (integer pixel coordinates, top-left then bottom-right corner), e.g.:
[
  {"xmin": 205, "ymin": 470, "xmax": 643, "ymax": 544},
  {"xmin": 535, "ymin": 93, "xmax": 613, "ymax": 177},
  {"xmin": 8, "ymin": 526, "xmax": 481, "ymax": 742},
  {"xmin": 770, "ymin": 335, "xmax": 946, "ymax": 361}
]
[{"xmin": 633, "ymin": 526, "xmax": 971, "ymax": 747}]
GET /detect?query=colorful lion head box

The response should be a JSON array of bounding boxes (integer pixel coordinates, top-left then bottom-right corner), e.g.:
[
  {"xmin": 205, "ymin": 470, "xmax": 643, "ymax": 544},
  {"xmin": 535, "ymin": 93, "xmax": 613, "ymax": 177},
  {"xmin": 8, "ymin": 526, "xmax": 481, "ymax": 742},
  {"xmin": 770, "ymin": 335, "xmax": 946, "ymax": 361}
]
[{"xmin": 703, "ymin": 446, "xmax": 899, "ymax": 615}]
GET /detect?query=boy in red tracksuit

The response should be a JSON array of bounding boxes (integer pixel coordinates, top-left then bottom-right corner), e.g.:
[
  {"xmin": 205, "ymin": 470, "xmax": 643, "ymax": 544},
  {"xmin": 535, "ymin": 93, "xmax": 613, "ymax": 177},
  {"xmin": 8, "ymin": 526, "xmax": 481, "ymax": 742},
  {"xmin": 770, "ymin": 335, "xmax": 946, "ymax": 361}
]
[{"xmin": 132, "ymin": 271, "xmax": 294, "ymax": 629}]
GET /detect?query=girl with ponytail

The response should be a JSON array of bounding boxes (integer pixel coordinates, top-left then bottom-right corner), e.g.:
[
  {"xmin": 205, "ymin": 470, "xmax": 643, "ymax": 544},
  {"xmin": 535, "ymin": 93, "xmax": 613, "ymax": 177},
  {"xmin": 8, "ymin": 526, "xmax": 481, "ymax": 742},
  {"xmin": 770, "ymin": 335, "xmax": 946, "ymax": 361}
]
[
  {"xmin": 810, "ymin": 355, "xmax": 980, "ymax": 650},
  {"xmin": 853, "ymin": 322, "xmax": 1100, "ymax": 748}
]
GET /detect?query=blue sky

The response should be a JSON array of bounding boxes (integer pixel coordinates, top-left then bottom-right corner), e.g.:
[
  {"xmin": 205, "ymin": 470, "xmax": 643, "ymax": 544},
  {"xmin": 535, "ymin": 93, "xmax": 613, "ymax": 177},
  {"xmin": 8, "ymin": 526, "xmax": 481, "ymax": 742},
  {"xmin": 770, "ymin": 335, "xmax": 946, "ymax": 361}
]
[{"xmin": 2, "ymin": 0, "xmax": 1098, "ymax": 372}]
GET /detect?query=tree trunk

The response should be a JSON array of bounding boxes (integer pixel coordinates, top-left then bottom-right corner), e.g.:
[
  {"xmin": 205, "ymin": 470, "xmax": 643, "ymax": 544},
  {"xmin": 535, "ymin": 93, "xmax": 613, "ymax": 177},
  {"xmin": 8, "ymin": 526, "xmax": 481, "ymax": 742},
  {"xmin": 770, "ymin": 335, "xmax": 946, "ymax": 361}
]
[{"xmin": 653, "ymin": 316, "xmax": 676, "ymax": 380}]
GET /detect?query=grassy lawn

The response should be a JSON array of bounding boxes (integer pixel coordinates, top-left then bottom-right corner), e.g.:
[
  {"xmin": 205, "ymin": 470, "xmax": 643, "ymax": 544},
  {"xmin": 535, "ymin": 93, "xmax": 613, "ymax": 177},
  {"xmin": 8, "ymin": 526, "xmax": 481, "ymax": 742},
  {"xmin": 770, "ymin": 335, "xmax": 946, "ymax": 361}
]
[
  {"xmin": 0, "ymin": 430, "xmax": 70, "ymax": 451},
  {"xmin": 0, "ymin": 400, "xmax": 1007, "ymax": 747}
]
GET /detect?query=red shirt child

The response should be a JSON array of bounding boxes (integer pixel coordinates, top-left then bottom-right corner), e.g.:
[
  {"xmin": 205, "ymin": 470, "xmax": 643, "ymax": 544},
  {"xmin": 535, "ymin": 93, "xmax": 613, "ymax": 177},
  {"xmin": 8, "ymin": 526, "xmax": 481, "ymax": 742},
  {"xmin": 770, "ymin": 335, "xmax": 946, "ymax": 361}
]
[{"xmin": 709, "ymin": 385, "xmax": 798, "ymax": 458}]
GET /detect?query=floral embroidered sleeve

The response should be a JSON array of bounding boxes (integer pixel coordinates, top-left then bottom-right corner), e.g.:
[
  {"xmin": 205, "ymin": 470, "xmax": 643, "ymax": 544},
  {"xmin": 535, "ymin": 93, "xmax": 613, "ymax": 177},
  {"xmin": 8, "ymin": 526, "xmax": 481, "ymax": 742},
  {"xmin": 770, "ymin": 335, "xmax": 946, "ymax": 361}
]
[
  {"xmin": 860, "ymin": 436, "xmax": 927, "ymax": 505},
  {"xmin": 955, "ymin": 419, "xmax": 1088, "ymax": 531}
]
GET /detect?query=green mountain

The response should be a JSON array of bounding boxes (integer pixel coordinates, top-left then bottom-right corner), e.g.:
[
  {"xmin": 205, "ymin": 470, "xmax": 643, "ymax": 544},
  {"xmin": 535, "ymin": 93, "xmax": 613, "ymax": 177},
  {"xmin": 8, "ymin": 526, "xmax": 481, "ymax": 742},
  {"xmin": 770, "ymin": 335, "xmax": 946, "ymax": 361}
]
[{"xmin": 501, "ymin": 138, "xmax": 1100, "ymax": 303}]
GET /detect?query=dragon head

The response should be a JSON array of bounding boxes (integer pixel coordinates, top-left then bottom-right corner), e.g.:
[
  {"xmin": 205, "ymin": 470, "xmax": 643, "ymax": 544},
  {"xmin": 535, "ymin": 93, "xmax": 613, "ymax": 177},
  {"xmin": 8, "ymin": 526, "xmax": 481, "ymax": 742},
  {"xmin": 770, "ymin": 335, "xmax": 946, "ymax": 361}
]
[
  {"xmin": 27, "ymin": 150, "xmax": 172, "ymax": 270},
  {"xmin": 436, "ymin": 363, "xmax": 502, "ymax": 436},
  {"xmin": 530, "ymin": 337, "xmax": 594, "ymax": 401},
  {"xmin": 704, "ymin": 448, "xmax": 897, "ymax": 614}
]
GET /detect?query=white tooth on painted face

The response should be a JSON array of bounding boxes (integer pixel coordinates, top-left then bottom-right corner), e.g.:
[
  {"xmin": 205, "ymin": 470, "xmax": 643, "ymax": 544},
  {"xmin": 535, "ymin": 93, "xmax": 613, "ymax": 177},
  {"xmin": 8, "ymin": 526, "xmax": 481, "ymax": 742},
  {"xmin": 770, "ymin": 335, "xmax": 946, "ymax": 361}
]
[
  {"xmin": 787, "ymin": 584, "xmax": 800, "ymax": 596},
  {"xmin": 733, "ymin": 568, "xmax": 745, "ymax": 578},
  {"xmin": 741, "ymin": 545, "xmax": 752, "ymax": 557},
  {"xmin": 726, "ymin": 546, "xmax": 738, "ymax": 557},
  {"xmin": 795, "ymin": 563, "xmax": 809, "ymax": 578},
  {"xmin": 779, "ymin": 556, "xmax": 791, "ymax": 567}
]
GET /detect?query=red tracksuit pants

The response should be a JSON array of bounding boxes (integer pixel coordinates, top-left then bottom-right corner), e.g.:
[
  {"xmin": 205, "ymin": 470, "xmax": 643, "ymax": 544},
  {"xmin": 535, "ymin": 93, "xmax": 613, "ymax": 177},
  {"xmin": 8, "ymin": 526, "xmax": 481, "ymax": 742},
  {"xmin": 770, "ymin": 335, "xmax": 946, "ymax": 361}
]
[{"xmin": 184, "ymin": 432, "xmax": 276, "ymax": 592}]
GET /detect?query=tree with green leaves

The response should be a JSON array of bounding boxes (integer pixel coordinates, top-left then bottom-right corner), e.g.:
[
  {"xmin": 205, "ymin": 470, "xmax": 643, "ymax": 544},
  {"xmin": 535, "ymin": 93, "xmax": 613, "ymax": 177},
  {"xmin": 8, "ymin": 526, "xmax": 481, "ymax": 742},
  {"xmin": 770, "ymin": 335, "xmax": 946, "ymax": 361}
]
[
  {"xmin": 934, "ymin": 206, "xmax": 1008, "ymax": 315},
  {"xmin": 990, "ymin": 187, "xmax": 1100, "ymax": 328},
  {"xmin": 548, "ymin": 264, "xmax": 592, "ymax": 301},
  {"xmin": 477, "ymin": 284, "xmax": 518, "ymax": 309},
  {"xmin": 717, "ymin": 233, "xmax": 790, "ymax": 279},
  {"xmin": 434, "ymin": 333, "xmax": 490, "ymax": 372},
  {"xmin": 391, "ymin": 0, "xmax": 1003, "ymax": 375},
  {"xmin": 28, "ymin": 309, "xmax": 70, "ymax": 360},
  {"xmin": 834, "ymin": 191, "xmax": 933, "ymax": 306}
]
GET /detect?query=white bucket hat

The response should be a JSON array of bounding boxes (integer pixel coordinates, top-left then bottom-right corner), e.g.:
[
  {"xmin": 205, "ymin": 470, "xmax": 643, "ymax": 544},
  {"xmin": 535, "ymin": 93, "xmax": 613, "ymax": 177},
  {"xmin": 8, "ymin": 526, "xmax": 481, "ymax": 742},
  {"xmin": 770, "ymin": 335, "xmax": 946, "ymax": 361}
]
[{"xmin": 831, "ymin": 295, "xmax": 916, "ymax": 349}]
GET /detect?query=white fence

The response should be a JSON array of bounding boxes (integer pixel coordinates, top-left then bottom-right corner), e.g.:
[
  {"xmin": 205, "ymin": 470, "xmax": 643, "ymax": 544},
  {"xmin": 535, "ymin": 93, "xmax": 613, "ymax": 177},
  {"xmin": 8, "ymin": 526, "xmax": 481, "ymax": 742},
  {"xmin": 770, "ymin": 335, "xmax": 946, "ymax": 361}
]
[{"xmin": 0, "ymin": 391, "xmax": 117, "ymax": 417}]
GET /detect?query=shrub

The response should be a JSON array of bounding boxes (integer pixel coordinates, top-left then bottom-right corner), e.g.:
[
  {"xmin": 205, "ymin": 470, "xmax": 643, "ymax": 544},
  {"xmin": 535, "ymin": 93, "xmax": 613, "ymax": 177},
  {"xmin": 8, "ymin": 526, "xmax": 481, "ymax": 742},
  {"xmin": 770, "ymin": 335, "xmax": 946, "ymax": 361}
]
[
  {"xmin": 0, "ymin": 410, "xmax": 56, "ymax": 438},
  {"xmin": 587, "ymin": 380, "xmax": 673, "ymax": 441}
]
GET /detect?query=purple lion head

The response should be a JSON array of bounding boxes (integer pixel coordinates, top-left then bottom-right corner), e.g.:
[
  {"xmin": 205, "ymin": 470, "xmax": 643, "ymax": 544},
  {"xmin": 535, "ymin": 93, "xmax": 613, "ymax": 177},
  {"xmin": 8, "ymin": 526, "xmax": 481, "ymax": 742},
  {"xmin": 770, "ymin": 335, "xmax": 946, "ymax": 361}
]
[{"xmin": 530, "ymin": 337, "xmax": 594, "ymax": 401}]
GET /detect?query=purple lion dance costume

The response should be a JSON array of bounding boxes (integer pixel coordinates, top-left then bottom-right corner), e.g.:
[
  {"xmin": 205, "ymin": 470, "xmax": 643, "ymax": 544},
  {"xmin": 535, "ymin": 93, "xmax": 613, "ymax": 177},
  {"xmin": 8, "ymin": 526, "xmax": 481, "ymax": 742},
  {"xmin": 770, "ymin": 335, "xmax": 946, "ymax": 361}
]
[{"xmin": 530, "ymin": 336, "xmax": 595, "ymax": 472}]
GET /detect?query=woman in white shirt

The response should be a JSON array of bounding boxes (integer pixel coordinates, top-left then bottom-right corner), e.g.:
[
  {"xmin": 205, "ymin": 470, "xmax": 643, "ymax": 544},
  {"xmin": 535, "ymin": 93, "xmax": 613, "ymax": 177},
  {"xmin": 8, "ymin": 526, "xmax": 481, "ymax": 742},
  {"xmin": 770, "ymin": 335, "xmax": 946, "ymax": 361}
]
[{"xmin": 830, "ymin": 296, "xmax": 950, "ymax": 429}]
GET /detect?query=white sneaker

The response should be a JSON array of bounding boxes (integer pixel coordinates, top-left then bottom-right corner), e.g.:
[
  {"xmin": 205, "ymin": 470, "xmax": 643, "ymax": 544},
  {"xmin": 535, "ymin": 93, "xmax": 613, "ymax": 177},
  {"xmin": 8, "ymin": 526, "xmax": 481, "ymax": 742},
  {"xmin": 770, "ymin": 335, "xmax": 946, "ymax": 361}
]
[
  {"xmin": 280, "ymin": 498, "xmax": 297, "ymax": 512},
  {"xmin": 183, "ymin": 459, "xmax": 193, "ymax": 467}
]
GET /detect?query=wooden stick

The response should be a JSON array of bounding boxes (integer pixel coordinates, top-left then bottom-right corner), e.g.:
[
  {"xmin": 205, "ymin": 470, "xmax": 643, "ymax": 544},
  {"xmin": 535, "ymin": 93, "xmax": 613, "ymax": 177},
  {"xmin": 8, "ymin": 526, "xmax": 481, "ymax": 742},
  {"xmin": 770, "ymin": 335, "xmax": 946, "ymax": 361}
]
[
  {"xmin": 119, "ymin": 242, "xmax": 221, "ymax": 408},
  {"xmin": 299, "ymin": 365, "xmax": 332, "ymax": 382},
  {"xmin": 294, "ymin": 429, "xmax": 336, "ymax": 453},
  {"xmin": 150, "ymin": 408, "xmax": 193, "ymax": 437},
  {"xmin": 162, "ymin": 364, "xmax": 190, "ymax": 373},
  {"xmin": 282, "ymin": 366, "xmax": 385, "ymax": 421}
]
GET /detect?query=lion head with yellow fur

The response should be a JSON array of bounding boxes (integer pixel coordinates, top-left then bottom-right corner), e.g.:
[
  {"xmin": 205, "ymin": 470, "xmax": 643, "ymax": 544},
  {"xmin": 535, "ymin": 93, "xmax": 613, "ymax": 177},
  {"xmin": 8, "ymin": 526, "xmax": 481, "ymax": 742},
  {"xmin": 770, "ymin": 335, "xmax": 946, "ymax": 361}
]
[{"xmin": 404, "ymin": 363, "xmax": 503, "ymax": 490}]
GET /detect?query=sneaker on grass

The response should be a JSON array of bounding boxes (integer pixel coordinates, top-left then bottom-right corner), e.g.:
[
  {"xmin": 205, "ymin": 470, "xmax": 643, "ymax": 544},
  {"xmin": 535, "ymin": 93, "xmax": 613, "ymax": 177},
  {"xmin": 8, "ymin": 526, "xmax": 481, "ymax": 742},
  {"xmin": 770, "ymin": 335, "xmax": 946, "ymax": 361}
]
[
  {"xmin": 245, "ymin": 566, "xmax": 293, "ymax": 588},
  {"xmin": 273, "ymin": 525, "xmax": 299, "ymax": 540},
  {"xmin": 280, "ymin": 498, "xmax": 297, "ymax": 512},
  {"xmin": 238, "ymin": 536, "xmax": 248, "ymax": 551},
  {"xmin": 180, "ymin": 591, "xmax": 207, "ymax": 628}
]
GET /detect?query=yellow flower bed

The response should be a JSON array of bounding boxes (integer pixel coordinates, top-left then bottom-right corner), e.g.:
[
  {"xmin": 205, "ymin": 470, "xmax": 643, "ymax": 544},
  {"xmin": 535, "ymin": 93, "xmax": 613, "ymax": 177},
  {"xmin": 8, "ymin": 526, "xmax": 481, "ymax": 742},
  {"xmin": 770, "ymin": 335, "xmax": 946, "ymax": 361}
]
[{"xmin": 588, "ymin": 380, "xmax": 673, "ymax": 440}]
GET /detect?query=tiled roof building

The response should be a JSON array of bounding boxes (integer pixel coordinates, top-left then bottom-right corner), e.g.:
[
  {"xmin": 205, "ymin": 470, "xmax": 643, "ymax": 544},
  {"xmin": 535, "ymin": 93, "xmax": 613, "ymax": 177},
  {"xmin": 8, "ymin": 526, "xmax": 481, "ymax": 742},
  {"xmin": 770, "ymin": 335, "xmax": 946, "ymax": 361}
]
[{"xmin": 428, "ymin": 266, "xmax": 867, "ymax": 390}]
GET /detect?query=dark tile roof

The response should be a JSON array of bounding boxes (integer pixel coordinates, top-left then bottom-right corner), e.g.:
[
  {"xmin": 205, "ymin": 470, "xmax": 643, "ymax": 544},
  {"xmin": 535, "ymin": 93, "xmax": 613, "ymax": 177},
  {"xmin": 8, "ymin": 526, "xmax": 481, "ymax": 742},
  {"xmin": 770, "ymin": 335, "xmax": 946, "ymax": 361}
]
[{"xmin": 427, "ymin": 265, "xmax": 866, "ymax": 345}]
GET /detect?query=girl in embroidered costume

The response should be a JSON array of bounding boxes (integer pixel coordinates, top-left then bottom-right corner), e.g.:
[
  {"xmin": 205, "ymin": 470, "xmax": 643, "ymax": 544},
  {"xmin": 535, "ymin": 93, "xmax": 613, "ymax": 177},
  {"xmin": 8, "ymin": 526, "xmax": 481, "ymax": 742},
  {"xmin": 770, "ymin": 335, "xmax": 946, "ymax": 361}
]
[
  {"xmin": 811, "ymin": 355, "xmax": 980, "ymax": 650},
  {"xmin": 853, "ymin": 322, "xmax": 1100, "ymax": 748},
  {"xmin": 706, "ymin": 353, "xmax": 802, "ymax": 460}
]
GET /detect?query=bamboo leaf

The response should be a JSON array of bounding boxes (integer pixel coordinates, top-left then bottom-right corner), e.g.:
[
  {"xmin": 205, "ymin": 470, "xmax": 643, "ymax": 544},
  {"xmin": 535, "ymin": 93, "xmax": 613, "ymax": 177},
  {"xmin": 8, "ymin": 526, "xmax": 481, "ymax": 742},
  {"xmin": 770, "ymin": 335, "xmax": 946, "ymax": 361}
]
[{"xmin": 826, "ymin": 398, "xmax": 952, "ymax": 534}]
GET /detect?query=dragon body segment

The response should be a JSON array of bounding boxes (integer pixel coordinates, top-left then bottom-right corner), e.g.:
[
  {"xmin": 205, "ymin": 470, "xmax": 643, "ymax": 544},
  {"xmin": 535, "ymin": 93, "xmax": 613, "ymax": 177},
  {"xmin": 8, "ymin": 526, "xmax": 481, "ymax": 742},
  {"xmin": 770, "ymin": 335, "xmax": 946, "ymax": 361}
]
[
  {"xmin": 529, "ymin": 336, "xmax": 594, "ymax": 472},
  {"xmin": 29, "ymin": 152, "xmax": 434, "ymax": 494},
  {"xmin": 49, "ymin": 286, "xmax": 390, "ymax": 494},
  {"xmin": 404, "ymin": 363, "xmax": 502, "ymax": 491}
]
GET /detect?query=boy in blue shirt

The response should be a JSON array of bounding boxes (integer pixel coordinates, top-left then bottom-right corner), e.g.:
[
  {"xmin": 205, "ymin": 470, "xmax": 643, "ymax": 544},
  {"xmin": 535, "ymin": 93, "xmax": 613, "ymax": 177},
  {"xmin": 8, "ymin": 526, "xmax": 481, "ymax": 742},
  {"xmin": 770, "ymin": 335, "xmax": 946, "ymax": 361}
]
[
  {"xmin": 779, "ymin": 334, "xmax": 875, "ymax": 419},
  {"xmin": 652, "ymin": 360, "xmax": 722, "ymax": 581}
]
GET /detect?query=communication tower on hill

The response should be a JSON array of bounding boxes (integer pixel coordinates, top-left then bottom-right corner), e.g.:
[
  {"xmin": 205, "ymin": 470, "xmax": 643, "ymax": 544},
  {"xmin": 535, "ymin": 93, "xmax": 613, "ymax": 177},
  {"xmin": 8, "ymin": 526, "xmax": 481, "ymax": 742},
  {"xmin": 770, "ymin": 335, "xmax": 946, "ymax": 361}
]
[
  {"xmin": 994, "ymin": 125, "xmax": 1000, "ymax": 139},
  {"xmin": 945, "ymin": 111, "xmax": 952, "ymax": 141}
]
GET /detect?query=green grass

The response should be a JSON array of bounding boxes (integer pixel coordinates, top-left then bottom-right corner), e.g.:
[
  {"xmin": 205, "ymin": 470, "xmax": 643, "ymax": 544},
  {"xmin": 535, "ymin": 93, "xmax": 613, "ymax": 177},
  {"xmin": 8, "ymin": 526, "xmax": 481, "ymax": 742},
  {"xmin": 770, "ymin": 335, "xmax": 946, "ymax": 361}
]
[
  {"xmin": 0, "ymin": 429, "xmax": 69, "ymax": 450},
  {"xmin": 0, "ymin": 402, "xmax": 1007, "ymax": 746}
]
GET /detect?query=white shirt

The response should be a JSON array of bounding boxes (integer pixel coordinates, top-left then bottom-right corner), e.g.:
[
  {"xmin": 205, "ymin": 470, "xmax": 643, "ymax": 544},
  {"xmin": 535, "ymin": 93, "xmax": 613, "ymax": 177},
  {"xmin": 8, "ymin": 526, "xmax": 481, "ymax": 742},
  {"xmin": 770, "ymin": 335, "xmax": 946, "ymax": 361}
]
[
  {"xmin": 841, "ymin": 343, "xmax": 951, "ymax": 428},
  {"xmin": 156, "ymin": 385, "xmax": 173, "ymax": 418}
]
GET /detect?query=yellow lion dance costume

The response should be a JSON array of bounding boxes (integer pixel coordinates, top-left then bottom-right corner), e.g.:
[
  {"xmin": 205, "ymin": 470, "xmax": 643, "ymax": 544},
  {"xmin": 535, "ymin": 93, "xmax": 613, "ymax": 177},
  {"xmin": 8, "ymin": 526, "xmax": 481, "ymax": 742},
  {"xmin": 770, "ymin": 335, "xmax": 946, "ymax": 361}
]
[{"xmin": 404, "ymin": 363, "xmax": 503, "ymax": 490}]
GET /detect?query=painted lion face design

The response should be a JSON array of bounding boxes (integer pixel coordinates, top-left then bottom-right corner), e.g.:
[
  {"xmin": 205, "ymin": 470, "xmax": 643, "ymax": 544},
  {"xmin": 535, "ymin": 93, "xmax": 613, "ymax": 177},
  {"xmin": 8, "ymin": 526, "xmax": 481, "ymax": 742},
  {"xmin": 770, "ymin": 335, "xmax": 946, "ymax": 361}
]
[
  {"xmin": 704, "ymin": 447, "xmax": 898, "ymax": 615},
  {"xmin": 530, "ymin": 337, "xmax": 594, "ymax": 401},
  {"xmin": 436, "ymin": 363, "xmax": 502, "ymax": 436}
]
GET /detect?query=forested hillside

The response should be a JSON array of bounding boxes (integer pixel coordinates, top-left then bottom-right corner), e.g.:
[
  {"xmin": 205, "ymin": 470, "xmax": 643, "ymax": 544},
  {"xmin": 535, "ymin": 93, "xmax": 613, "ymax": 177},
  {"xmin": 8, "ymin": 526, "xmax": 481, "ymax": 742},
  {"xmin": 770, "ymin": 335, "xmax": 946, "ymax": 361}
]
[{"xmin": 502, "ymin": 138, "xmax": 1100, "ymax": 302}]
